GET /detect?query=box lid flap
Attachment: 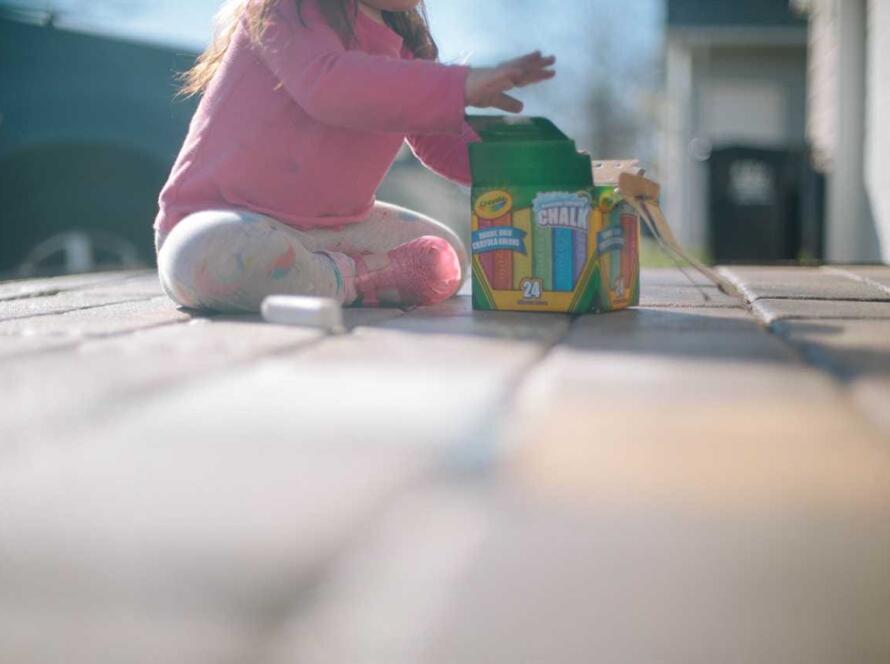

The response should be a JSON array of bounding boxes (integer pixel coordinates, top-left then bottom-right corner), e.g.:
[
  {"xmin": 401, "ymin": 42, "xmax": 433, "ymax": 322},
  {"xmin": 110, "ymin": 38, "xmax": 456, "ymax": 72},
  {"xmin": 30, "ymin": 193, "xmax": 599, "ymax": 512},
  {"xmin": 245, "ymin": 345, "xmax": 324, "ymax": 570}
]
[{"xmin": 592, "ymin": 160, "xmax": 643, "ymax": 186}]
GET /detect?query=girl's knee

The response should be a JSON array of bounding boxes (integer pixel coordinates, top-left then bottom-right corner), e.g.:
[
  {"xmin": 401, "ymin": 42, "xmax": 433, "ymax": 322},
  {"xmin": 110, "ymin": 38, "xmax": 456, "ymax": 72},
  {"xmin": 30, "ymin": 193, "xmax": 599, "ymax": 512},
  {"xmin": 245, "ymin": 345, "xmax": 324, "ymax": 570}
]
[{"xmin": 156, "ymin": 210, "xmax": 250, "ymax": 310}]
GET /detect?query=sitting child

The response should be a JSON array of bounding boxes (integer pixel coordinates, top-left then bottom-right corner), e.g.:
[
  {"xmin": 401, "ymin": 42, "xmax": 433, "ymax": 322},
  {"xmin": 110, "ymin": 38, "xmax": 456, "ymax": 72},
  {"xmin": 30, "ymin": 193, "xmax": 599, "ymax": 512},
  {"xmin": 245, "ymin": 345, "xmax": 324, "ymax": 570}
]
[{"xmin": 155, "ymin": 0, "xmax": 555, "ymax": 312}]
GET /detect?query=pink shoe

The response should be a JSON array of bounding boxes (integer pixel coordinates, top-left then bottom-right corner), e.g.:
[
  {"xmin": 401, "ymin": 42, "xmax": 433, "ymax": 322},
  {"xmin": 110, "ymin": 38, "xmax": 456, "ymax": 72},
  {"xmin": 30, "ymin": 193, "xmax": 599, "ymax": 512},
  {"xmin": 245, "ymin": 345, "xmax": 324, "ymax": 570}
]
[{"xmin": 352, "ymin": 236, "xmax": 461, "ymax": 307}]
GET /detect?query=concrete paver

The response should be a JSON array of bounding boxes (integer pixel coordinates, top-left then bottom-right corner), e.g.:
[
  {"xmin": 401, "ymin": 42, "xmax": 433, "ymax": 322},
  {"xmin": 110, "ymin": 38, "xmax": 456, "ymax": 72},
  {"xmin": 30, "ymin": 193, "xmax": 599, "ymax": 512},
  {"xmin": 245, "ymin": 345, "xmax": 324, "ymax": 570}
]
[
  {"xmin": 0, "ymin": 310, "xmax": 564, "ymax": 661},
  {"xmin": 89, "ymin": 323, "xmax": 561, "ymax": 450},
  {"xmin": 73, "ymin": 273, "xmax": 165, "ymax": 298},
  {"xmin": 1, "ymin": 266, "xmax": 889, "ymax": 664},
  {"xmin": 638, "ymin": 284, "xmax": 740, "ymax": 308},
  {"xmin": 829, "ymin": 266, "xmax": 890, "ymax": 293},
  {"xmin": 380, "ymin": 302, "xmax": 572, "ymax": 341},
  {"xmin": 752, "ymin": 298, "xmax": 890, "ymax": 324},
  {"xmin": 721, "ymin": 266, "xmax": 889, "ymax": 302},
  {"xmin": 771, "ymin": 318, "xmax": 890, "ymax": 434},
  {"xmin": 852, "ymin": 376, "xmax": 890, "ymax": 434},
  {"xmin": 0, "ymin": 441, "xmax": 426, "ymax": 664},
  {"xmin": 0, "ymin": 271, "xmax": 145, "ymax": 301},
  {"xmin": 561, "ymin": 306, "xmax": 788, "ymax": 362},
  {"xmin": 267, "ymin": 482, "xmax": 890, "ymax": 664},
  {"xmin": 500, "ymin": 306, "xmax": 890, "ymax": 509},
  {"xmin": 0, "ymin": 319, "xmax": 325, "ymax": 446},
  {"xmin": 771, "ymin": 318, "xmax": 890, "ymax": 377},
  {"xmin": 421, "ymin": 497, "xmax": 890, "ymax": 664},
  {"xmin": 266, "ymin": 290, "xmax": 890, "ymax": 664},
  {"xmin": 0, "ymin": 290, "xmax": 157, "ymax": 323},
  {"xmin": 0, "ymin": 297, "xmax": 194, "ymax": 358}
]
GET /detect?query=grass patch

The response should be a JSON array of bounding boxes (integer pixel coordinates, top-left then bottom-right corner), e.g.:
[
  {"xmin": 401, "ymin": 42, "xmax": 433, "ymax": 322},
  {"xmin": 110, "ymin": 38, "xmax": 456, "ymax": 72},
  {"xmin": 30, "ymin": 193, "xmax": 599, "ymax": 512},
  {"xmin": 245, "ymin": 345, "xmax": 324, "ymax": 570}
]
[{"xmin": 640, "ymin": 236, "xmax": 712, "ymax": 268}]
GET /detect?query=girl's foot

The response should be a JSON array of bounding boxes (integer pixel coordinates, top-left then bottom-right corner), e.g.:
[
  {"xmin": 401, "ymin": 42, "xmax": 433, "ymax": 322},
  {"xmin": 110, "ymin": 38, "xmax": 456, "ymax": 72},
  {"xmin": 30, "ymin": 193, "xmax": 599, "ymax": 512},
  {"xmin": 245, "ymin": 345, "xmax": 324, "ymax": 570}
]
[{"xmin": 351, "ymin": 236, "xmax": 461, "ymax": 307}]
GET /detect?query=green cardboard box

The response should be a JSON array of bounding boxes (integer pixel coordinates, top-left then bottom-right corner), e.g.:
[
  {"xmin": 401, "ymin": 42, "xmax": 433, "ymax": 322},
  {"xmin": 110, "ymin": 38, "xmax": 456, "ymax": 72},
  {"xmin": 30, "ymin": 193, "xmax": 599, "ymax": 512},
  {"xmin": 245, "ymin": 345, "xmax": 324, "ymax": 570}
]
[{"xmin": 468, "ymin": 115, "xmax": 640, "ymax": 313}]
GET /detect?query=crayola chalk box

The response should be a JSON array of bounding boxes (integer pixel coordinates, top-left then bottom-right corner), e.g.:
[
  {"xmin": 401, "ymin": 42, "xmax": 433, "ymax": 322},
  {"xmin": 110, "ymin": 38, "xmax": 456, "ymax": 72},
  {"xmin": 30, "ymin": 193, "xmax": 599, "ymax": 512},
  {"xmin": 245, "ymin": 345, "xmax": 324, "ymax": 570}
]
[{"xmin": 468, "ymin": 116, "xmax": 641, "ymax": 313}]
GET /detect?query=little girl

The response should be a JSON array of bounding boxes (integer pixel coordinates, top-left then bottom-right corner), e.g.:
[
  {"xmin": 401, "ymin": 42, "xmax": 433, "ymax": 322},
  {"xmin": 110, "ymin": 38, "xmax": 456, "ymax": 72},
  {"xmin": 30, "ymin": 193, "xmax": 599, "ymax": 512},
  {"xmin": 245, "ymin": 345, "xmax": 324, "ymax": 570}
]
[{"xmin": 155, "ymin": 0, "xmax": 555, "ymax": 312}]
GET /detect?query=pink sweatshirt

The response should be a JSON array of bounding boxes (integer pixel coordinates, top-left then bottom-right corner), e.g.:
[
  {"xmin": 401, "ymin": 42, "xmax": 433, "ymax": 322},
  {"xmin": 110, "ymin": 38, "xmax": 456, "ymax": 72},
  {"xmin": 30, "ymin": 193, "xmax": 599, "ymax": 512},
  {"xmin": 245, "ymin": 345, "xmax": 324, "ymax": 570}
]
[{"xmin": 155, "ymin": 0, "xmax": 477, "ymax": 235}]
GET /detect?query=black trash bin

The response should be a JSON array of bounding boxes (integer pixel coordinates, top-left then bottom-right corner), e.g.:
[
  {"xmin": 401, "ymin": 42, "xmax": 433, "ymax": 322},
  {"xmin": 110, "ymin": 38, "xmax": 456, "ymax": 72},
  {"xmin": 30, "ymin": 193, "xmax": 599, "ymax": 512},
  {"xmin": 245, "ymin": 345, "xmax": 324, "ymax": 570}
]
[{"xmin": 708, "ymin": 145, "xmax": 824, "ymax": 263}]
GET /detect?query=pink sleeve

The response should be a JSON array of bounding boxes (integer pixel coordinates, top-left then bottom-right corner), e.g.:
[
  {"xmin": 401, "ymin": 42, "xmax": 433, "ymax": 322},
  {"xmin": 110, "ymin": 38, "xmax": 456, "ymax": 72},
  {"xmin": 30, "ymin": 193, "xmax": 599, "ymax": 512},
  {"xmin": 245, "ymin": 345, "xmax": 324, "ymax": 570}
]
[
  {"xmin": 253, "ymin": 1, "xmax": 469, "ymax": 134},
  {"xmin": 407, "ymin": 121, "xmax": 480, "ymax": 186}
]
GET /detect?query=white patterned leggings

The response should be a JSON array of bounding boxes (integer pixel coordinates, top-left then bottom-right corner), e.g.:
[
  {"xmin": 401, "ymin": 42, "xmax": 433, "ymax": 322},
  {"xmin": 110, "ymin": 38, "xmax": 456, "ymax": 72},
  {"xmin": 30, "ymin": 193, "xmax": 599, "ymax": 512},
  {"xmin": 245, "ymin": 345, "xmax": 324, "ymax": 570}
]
[{"xmin": 156, "ymin": 202, "xmax": 469, "ymax": 313}]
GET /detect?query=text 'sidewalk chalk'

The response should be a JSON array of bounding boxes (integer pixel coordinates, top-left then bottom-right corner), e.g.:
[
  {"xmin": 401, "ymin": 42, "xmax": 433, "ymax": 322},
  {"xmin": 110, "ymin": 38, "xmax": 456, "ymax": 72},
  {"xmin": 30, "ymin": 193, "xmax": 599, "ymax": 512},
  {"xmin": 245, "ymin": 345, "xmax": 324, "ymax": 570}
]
[{"xmin": 468, "ymin": 116, "xmax": 641, "ymax": 313}]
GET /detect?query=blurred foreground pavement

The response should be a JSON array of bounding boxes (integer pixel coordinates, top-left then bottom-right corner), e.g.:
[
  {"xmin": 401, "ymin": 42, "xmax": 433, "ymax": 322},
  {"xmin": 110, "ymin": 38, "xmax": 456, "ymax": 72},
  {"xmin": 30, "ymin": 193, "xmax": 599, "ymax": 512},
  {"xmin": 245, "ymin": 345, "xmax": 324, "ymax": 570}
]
[{"xmin": 1, "ymin": 266, "xmax": 890, "ymax": 663}]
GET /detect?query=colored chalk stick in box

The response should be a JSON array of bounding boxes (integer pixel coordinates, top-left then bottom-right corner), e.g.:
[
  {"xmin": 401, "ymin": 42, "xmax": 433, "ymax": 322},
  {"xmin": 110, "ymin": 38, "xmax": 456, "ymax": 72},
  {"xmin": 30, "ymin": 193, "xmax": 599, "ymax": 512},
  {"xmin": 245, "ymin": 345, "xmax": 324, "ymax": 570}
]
[{"xmin": 468, "ymin": 115, "xmax": 642, "ymax": 313}]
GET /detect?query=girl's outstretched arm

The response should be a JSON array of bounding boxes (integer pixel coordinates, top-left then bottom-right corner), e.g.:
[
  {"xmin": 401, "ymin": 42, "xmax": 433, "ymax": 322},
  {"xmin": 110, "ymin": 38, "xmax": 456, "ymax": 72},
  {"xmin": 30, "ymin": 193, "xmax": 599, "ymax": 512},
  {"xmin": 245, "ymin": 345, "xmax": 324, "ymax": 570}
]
[
  {"xmin": 253, "ymin": 0, "xmax": 468, "ymax": 134},
  {"xmin": 406, "ymin": 52, "xmax": 556, "ymax": 185}
]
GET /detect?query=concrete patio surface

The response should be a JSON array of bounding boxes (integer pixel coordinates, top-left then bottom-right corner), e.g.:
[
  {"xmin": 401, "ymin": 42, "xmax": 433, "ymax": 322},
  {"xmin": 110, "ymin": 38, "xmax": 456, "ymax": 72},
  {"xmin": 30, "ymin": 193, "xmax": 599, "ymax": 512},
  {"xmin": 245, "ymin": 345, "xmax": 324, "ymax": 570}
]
[{"xmin": 1, "ymin": 265, "xmax": 889, "ymax": 663}]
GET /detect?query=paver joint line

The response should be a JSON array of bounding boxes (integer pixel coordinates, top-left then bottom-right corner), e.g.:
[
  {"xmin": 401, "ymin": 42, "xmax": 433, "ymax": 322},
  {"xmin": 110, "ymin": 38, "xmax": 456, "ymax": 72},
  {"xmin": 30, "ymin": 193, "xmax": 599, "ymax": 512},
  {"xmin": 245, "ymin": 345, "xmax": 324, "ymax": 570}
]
[
  {"xmin": 77, "ymin": 325, "xmax": 336, "ymax": 424},
  {"xmin": 730, "ymin": 268, "xmax": 890, "ymax": 435},
  {"xmin": 0, "ymin": 295, "xmax": 159, "ymax": 324},
  {"xmin": 0, "ymin": 316, "xmax": 196, "ymax": 365},
  {"xmin": 0, "ymin": 288, "xmax": 63, "ymax": 303},
  {"xmin": 0, "ymin": 271, "xmax": 156, "ymax": 302},
  {"xmin": 769, "ymin": 324, "xmax": 857, "ymax": 384}
]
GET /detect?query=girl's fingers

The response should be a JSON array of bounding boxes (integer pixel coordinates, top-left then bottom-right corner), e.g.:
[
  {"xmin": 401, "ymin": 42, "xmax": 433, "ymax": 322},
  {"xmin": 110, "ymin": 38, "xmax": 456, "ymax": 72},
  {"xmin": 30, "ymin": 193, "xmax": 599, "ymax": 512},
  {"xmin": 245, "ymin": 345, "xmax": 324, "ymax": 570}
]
[
  {"xmin": 501, "ymin": 51, "xmax": 539, "ymax": 69},
  {"xmin": 515, "ymin": 69, "xmax": 556, "ymax": 87},
  {"xmin": 492, "ymin": 62, "xmax": 552, "ymax": 91},
  {"xmin": 524, "ymin": 54, "xmax": 555, "ymax": 68},
  {"xmin": 491, "ymin": 92, "xmax": 523, "ymax": 113},
  {"xmin": 465, "ymin": 53, "xmax": 554, "ymax": 110},
  {"xmin": 506, "ymin": 57, "xmax": 556, "ymax": 86},
  {"xmin": 525, "ymin": 57, "xmax": 556, "ymax": 75},
  {"xmin": 487, "ymin": 68, "xmax": 522, "ymax": 95},
  {"xmin": 503, "ymin": 52, "xmax": 556, "ymax": 71}
]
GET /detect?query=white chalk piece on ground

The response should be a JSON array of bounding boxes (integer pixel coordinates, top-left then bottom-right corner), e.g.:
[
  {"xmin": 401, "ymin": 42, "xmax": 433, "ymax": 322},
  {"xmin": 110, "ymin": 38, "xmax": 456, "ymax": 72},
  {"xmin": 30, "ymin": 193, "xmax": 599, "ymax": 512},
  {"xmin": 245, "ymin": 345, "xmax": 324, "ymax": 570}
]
[{"xmin": 261, "ymin": 295, "xmax": 345, "ymax": 333}]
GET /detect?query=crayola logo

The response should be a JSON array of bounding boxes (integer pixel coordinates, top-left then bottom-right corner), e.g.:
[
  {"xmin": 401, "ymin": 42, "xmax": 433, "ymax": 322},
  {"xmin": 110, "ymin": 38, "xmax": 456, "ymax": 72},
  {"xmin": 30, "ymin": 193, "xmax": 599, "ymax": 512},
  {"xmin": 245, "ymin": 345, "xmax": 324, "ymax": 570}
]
[{"xmin": 475, "ymin": 190, "xmax": 513, "ymax": 220}]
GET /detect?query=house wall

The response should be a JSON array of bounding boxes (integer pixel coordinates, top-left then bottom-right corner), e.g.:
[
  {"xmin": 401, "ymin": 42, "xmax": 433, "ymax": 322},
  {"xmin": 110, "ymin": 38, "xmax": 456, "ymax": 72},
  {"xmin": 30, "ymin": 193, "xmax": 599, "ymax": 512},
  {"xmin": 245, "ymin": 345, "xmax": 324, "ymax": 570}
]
[
  {"xmin": 661, "ymin": 36, "xmax": 807, "ymax": 253},
  {"xmin": 866, "ymin": 0, "xmax": 890, "ymax": 262},
  {"xmin": 701, "ymin": 47, "xmax": 808, "ymax": 147},
  {"xmin": 661, "ymin": 39, "xmax": 697, "ymax": 248},
  {"xmin": 801, "ymin": 0, "xmax": 882, "ymax": 262},
  {"xmin": 803, "ymin": 0, "xmax": 837, "ymax": 171}
]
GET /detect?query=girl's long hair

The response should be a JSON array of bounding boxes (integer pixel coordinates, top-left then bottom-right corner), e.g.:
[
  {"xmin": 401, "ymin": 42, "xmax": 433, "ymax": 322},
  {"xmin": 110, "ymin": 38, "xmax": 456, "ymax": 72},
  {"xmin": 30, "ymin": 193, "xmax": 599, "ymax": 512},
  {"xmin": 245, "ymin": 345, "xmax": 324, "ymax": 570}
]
[{"xmin": 180, "ymin": 0, "xmax": 437, "ymax": 97}]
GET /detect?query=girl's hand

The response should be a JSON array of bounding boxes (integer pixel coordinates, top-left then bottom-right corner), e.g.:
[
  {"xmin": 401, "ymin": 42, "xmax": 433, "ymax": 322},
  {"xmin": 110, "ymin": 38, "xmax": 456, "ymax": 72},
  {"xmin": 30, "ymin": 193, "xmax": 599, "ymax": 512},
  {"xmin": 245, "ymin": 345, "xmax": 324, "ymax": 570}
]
[{"xmin": 465, "ymin": 51, "xmax": 556, "ymax": 113}]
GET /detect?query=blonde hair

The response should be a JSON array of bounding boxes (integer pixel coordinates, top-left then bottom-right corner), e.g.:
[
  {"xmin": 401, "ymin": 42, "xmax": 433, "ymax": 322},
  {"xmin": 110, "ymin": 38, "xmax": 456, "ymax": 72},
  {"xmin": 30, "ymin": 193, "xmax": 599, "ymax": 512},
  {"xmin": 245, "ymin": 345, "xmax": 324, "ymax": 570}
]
[{"xmin": 180, "ymin": 0, "xmax": 437, "ymax": 97}]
